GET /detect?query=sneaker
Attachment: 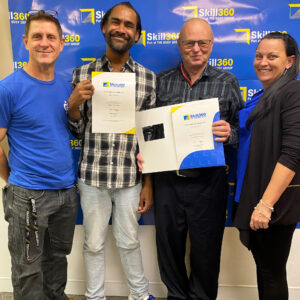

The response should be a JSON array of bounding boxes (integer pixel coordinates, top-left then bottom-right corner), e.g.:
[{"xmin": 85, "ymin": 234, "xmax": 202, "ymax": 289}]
[{"xmin": 128, "ymin": 294, "xmax": 155, "ymax": 300}]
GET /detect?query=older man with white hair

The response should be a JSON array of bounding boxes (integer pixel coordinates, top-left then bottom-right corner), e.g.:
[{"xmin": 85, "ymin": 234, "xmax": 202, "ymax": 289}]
[{"xmin": 152, "ymin": 18, "xmax": 244, "ymax": 300}]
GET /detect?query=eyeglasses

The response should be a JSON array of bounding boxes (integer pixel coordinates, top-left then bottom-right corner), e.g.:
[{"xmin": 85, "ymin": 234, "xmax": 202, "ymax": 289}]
[
  {"xmin": 27, "ymin": 10, "xmax": 58, "ymax": 17},
  {"xmin": 181, "ymin": 39, "xmax": 212, "ymax": 50}
]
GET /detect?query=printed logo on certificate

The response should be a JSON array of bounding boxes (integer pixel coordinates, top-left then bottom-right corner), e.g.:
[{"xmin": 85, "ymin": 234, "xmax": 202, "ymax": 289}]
[
  {"xmin": 91, "ymin": 72, "xmax": 136, "ymax": 134},
  {"xmin": 136, "ymin": 98, "xmax": 225, "ymax": 173}
]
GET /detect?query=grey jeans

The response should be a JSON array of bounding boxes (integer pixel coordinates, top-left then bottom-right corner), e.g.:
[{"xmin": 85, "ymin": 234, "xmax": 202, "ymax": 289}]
[{"xmin": 2, "ymin": 184, "xmax": 78, "ymax": 300}]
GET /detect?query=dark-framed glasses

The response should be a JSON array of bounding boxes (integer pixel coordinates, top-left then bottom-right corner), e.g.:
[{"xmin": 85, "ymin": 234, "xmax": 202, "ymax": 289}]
[
  {"xmin": 181, "ymin": 39, "xmax": 212, "ymax": 50},
  {"xmin": 27, "ymin": 10, "xmax": 58, "ymax": 17}
]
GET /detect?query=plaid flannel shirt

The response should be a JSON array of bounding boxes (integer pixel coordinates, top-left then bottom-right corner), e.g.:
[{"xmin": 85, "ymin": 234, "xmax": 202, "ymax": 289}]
[
  {"xmin": 156, "ymin": 64, "xmax": 244, "ymax": 148},
  {"xmin": 69, "ymin": 55, "xmax": 156, "ymax": 188}
]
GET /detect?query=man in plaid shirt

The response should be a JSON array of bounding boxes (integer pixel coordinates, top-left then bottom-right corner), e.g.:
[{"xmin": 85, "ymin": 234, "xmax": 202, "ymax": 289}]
[{"xmin": 67, "ymin": 2, "xmax": 155, "ymax": 300}]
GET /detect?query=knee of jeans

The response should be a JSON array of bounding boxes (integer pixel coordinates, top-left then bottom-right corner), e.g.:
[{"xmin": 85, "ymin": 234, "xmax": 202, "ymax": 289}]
[
  {"xmin": 112, "ymin": 221, "xmax": 140, "ymax": 250},
  {"xmin": 83, "ymin": 240, "xmax": 105, "ymax": 254},
  {"xmin": 51, "ymin": 240, "xmax": 73, "ymax": 256}
]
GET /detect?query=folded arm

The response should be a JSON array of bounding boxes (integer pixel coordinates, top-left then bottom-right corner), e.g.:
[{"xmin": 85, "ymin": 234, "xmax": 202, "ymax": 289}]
[{"xmin": 250, "ymin": 162, "xmax": 295, "ymax": 231}]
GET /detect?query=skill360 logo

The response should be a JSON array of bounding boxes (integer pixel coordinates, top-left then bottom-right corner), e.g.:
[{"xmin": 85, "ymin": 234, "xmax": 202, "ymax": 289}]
[
  {"xmin": 137, "ymin": 30, "xmax": 179, "ymax": 46},
  {"xmin": 234, "ymin": 29, "xmax": 288, "ymax": 44},
  {"xmin": 182, "ymin": 6, "xmax": 235, "ymax": 21},
  {"xmin": 289, "ymin": 3, "xmax": 300, "ymax": 19},
  {"xmin": 240, "ymin": 87, "xmax": 261, "ymax": 102},
  {"xmin": 79, "ymin": 8, "xmax": 105, "ymax": 24}
]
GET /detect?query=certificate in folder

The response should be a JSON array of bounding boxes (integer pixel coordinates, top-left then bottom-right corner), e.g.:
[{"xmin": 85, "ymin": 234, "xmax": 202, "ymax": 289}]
[
  {"xmin": 91, "ymin": 72, "xmax": 136, "ymax": 134},
  {"xmin": 135, "ymin": 98, "xmax": 225, "ymax": 173}
]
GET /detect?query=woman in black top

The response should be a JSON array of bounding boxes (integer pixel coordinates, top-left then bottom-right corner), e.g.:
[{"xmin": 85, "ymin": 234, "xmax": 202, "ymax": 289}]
[{"xmin": 234, "ymin": 32, "xmax": 300, "ymax": 300}]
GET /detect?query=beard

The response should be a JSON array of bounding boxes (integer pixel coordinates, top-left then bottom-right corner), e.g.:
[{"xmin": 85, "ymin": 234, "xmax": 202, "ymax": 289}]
[{"xmin": 105, "ymin": 31, "xmax": 135, "ymax": 54}]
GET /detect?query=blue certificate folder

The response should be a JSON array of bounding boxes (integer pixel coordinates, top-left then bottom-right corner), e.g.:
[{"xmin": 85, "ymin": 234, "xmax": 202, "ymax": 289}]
[
  {"xmin": 179, "ymin": 111, "xmax": 225, "ymax": 169},
  {"xmin": 136, "ymin": 98, "xmax": 225, "ymax": 173}
]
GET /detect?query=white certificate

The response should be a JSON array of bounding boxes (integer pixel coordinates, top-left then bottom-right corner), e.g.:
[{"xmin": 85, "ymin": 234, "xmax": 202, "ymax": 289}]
[
  {"xmin": 92, "ymin": 72, "xmax": 136, "ymax": 134},
  {"xmin": 135, "ymin": 98, "xmax": 225, "ymax": 173}
]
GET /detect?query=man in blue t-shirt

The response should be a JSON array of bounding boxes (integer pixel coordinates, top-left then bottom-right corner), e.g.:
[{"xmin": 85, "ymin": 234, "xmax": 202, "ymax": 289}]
[{"xmin": 0, "ymin": 11, "xmax": 78, "ymax": 300}]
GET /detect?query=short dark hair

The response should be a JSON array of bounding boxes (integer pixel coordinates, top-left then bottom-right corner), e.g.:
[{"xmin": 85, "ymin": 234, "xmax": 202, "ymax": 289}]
[
  {"xmin": 247, "ymin": 32, "xmax": 300, "ymax": 126},
  {"xmin": 25, "ymin": 11, "xmax": 62, "ymax": 38},
  {"xmin": 100, "ymin": 2, "xmax": 142, "ymax": 40}
]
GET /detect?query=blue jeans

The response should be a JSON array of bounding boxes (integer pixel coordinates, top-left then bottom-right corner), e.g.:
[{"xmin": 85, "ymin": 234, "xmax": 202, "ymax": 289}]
[
  {"xmin": 2, "ymin": 184, "xmax": 78, "ymax": 300},
  {"xmin": 78, "ymin": 180, "xmax": 149, "ymax": 300}
]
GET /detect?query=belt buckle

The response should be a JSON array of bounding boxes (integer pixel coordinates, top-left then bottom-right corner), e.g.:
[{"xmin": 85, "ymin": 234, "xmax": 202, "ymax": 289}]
[{"xmin": 176, "ymin": 170, "xmax": 186, "ymax": 177}]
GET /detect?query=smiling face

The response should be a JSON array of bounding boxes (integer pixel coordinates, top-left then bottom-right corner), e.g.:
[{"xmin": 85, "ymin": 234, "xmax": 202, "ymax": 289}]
[
  {"xmin": 178, "ymin": 19, "xmax": 214, "ymax": 73},
  {"xmin": 23, "ymin": 20, "xmax": 64, "ymax": 70},
  {"xmin": 102, "ymin": 5, "xmax": 139, "ymax": 55},
  {"xmin": 254, "ymin": 38, "xmax": 295, "ymax": 89}
]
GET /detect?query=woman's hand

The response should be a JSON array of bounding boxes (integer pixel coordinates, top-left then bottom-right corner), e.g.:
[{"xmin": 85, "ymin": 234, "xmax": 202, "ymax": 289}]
[{"xmin": 250, "ymin": 201, "xmax": 272, "ymax": 231}]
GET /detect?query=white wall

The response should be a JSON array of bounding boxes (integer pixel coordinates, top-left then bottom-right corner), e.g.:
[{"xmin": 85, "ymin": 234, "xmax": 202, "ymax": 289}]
[
  {"xmin": 1, "ymin": 1, "xmax": 300, "ymax": 299},
  {"xmin": 2, "ymin": 183, "xmax": 300, "ymax": 300}
]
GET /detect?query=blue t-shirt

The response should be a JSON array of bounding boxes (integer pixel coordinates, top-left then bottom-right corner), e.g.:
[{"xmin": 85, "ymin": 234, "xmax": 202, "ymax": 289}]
[{"xmin": 0, "ymin": 69, "xmax": 75, "ymax": 189}]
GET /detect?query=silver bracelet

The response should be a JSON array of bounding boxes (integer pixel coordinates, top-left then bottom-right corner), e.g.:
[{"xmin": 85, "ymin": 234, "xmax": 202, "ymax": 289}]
[
  {"xmin": 260, "ymin": 199, "xmax": 274, "ymax": 212},
  {"xmin": 254, "ymin": 205, "xmax": 271, "ymax": 221}
]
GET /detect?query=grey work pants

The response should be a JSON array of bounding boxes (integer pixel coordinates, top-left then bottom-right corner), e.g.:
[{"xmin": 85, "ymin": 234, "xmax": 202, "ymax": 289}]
[{"xmin": 2, "ymin": 184, "xmax": 78, "ymax": 300}]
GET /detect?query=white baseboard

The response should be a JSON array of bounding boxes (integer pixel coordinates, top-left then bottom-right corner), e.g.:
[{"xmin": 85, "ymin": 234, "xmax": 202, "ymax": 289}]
[
  {"xmin": 65, "ymin": 281, "xmax": 300, "ymax": 300},
  {"xmin": 0, "ymin": 278, "xmax": 12, "ymax": 292},
  {"xmin": 65, "ymin": 280, "xmax": 167, "ymax": 297},
  {"xmin": 2, "ymin": 277, "xmax": 300, "ymax": 299}
]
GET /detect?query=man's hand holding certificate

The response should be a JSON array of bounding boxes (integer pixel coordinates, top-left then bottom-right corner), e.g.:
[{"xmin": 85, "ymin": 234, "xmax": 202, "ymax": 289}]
[
  {"xmin": 135, "ymin": 98, "xmax": 226, "ymax": 173},
  {"xmin": 92, "ymin": 72, "xmax": 136, "ymax": 134}
]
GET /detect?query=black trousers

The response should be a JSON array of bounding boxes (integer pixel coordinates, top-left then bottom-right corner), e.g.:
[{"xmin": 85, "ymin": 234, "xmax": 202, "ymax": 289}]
[
  {"xmin": 250, "ymin": 224, "xmax": 296, "ymax": 300},
  {"xmin": 153, "ymin": 167, "xmax": 227, "ymax": 300}
]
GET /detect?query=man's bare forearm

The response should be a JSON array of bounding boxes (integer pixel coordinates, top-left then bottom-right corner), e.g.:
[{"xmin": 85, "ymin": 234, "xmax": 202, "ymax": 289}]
[{"xmin": 0, "ymin": 146, "xmax": 10, "ymax": 183}]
